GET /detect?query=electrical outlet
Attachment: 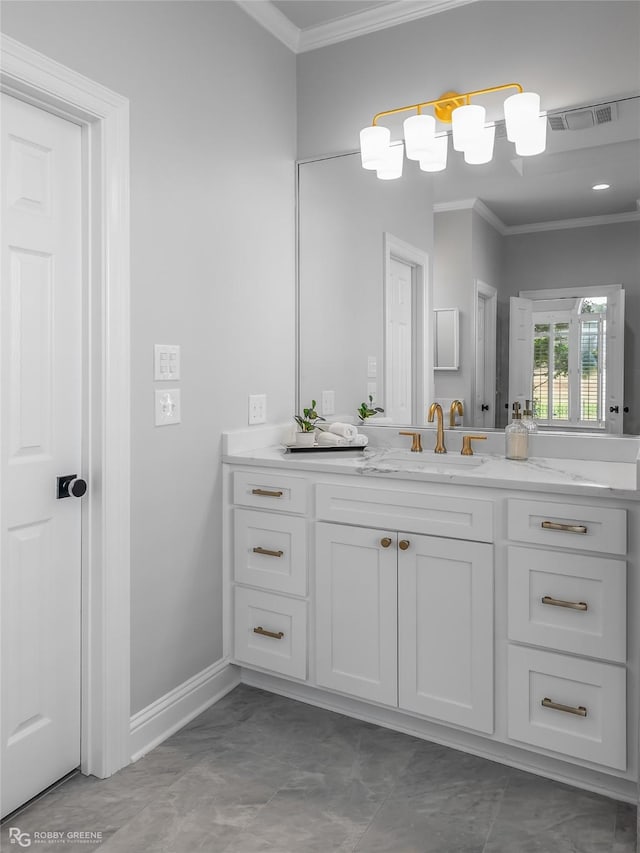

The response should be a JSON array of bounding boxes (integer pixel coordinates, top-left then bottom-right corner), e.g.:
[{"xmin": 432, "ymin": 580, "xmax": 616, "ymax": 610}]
[
  {"xmin": 248, "ymin": 394, "xmax": 267, "ymax": 425},
  {"xmin": 321, "ymin": 390, "xmax": 335, "ymax": 416},
  {"xmin": 367, "ymin": 382, "xmax": 377, "ymax": 402}
]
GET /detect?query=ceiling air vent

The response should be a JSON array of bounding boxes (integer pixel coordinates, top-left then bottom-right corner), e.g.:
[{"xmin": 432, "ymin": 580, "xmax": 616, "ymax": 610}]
[{"xmin": 548, "ymin": 102, "xmax": 618, "ymax": 131}]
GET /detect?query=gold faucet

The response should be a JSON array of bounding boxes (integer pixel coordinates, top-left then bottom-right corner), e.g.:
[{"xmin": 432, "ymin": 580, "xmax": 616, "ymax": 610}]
[
  {"xmin": 461, "ymin": 434, "xmax": 487, "ymax": 456},
  {"xmin": 399, "ymin": 431, "xmax": 423, "ymax": 452},
  {"xmin": 449, "ymin": 400, "xmax": 464, "ymax": 427},
  {"xmin": 427, "ymin": 403, "xmax": 446, "ymax": 453}
]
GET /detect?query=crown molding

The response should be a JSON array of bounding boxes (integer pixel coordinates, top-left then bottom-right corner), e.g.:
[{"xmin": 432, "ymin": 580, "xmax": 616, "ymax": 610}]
[
  {"xmin": 235, "ymin": 0, "xmax": 300, "ymax": 52},
  {"xmin": 298, "ymin": 0, "xmax": 479, "ymax": 53},
  {"xmin": 433, "ymin": 198, "xmax": 640, "ymax": 235},
  {"xmin": 235, "ymin": 0, "xmax": 479, "ymax": 54}
]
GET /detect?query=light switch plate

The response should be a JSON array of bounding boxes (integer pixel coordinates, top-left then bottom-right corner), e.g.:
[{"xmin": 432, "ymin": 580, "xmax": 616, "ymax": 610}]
[
  {"xmin": 154, "ymin": 344, "xmax": 181, "ymax": 381},
  {"xmin": 248, "ymin": 394, "xmax": 267, "ymax": 425},
  {"xmin": 155, "ymin": 389, "xmax": 181, "ymax": 426},
  {"xmin": 367, "ymin": 356, "xmax": 377, "ymax": 378}
]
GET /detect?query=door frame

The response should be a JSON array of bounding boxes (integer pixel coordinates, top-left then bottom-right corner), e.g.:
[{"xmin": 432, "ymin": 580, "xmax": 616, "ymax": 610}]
[
  {"xmin": 1, "ymin": 35, "xmax": 131, "ymax": 778},
  {"xmin": 383, "ymin": 233, "xmax": 432, "ymax": 424},
  {"xmin": 473, "ymin": 280, "xmax": 497, "ymax": 428}
]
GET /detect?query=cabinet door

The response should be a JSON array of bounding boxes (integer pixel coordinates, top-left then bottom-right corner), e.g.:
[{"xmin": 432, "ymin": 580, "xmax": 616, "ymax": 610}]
[
  {"xmin": 398, "ymin": 535, "xmax": 494, "ymax": 733},
  {"xmin": 315, "ymin": 522, "xmax": 397, "ymax": 706}
]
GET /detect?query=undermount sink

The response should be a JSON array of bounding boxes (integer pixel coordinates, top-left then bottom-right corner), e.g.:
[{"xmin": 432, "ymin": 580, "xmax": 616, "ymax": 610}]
[{"xmin": 373, "ymin": 449, "xmax": 486, "ymax": 470}]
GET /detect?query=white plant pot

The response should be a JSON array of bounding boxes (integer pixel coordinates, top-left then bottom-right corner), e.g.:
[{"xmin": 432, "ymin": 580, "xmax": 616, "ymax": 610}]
[{"xmin": 295, "ymin": 431, "xmax": 316, "ymax": 447}]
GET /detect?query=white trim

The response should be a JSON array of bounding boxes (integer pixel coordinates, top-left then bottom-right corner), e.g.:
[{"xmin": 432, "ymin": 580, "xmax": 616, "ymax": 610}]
[
  {"xmin": 235, "ymin": 1, "xmax": 300, "ymax": 52},
  {"xmin": 234, "ymin": 0, "xmax": 480, "ymax": 54},
  {"xmin": 0, "ymin": 35, "xmax": 131, "ymax": 779},
  {"xmin": 434, "ymin": 198, "xmax": 640, "ymax": 235},
  {"xmin": 473, "ymin": 281, "xmax": 497, "ymax": 428},
  {"xmin": 240, "ymin": 668, "xmax": 636, "ymax": 804},
  {"xmin": 297, "ymin": 0, "xmax": 480, "ymax": 53},
  {"xmin": 129, "ymin": 661, "xmax": 240, "ymax": 763}
]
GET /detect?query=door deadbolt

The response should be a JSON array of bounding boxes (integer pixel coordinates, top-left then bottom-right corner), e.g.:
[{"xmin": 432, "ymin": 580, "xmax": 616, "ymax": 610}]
[{"xmin": 57, "ymin": 474, "xmax": 87, "ymax": 499}]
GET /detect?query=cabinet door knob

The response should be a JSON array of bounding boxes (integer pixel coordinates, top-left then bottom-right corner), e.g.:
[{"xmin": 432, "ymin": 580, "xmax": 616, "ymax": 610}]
[
  {"xmin": 380, "ymin": 537, "xmax": 393, "ymax": 548},
  {"xmin": 399, "ymin": 539, "xmax": 410, "ymax": 551}
]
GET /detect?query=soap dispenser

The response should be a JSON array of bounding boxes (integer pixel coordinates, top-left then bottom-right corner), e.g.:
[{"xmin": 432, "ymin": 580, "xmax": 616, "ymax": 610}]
[
  {"xmin": 505, "ymin": 402, "xmax": 529, "ymax": 460},
  {"xmin": 522, "ymin": 399, "xmax": 538, "ymax": 433}
]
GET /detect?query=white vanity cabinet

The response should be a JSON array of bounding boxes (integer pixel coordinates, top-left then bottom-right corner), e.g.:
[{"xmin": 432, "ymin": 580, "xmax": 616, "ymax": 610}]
[
  {"xmin": 223, "ymin": 451, "xmax": 639, "ymax": 803},
  {"xmin": 505, "ymin": 497, "xmax": 628, "ymax": 771},
  {"xmin": 230, "ymin": 470, "xmax": 309, "ymax": 680},
  {"xmin": 314, "ymin": 481, "xmax": 495, "ymax": 733}
]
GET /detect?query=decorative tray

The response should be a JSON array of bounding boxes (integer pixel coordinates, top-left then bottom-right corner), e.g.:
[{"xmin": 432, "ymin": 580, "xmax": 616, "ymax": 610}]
[{"xmin": 284, "ymin": 444, "xmax": 366, "ymax": 453}]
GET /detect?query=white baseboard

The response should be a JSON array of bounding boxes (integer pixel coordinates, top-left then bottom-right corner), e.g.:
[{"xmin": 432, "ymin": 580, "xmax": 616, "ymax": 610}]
[
  {"xmin": 240, "ymin": 668, "xmax": 637, "ymax": 805},
  {"xmin": 129, "ymin": 659, "xmax": 240, "ymax": 762}
]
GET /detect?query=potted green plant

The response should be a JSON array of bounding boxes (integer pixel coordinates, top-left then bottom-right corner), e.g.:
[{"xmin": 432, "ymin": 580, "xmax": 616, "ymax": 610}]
[
  {"xmin": 357, "ymin": 395, "xmax": 384, "ymax": 422},
  {"xmin": 294, "ymin": 400, "xmax": 325, "ymax": 445}
]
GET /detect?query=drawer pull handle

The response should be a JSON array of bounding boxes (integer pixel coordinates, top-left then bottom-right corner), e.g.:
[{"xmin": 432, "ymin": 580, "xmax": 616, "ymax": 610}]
[
  {"xmin": 252, "ymin": 547, "xmax": 284, "ymax": 558},
  {"xmin": 541, "ymin": 595, "xmax": 588, "ymax": 612},
  {"xmin": 253, "ymin": 626, "xmax": 284, "ymax": 640},
  {"xmin": 541, "ymin": 697, "xmax": 587, "ymax": 717},
  {"xmin": 252, "ymin": 488, "xmax": 284, "ymax": 498},
  {"xmin": 399, "ymin": 539, "xmax": 410, "ymax": 551},
  {"xmin": 541, "ymin": 521, "xmax": 587, "ymax": 534}
]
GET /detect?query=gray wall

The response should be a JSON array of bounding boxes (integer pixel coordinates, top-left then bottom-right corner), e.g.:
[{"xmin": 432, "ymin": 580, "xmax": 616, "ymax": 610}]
[
  {"xmin": 502, "ymin": 221, "xmax": 640, "ymax": 434},
  {"xmin": 1, "ymin": 1, "xmax": 296, "ymax": 714}
]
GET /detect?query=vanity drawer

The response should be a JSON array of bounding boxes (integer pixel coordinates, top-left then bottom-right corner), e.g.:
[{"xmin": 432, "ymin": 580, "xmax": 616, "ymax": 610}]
[
  {"xmin": 233, "ymin": 587, "xmax": 307, "ymax": 680},
  {"xmin": 507, "ymin": 499, "xmax": 626, "ymax": 555},
  {"xmin": 507, "ymin": 645, "xmax": 626, "ymax": 771},
  {"xmin": 233, "ymin": 471, "xmax": 307, "ymax": 515},
  {"xmin": 234, "ymin": 509, "xmax": 307, "ymax": 596},
  {"xmin": 316, "ymin": 484, "xmax": 493, "ymax": 542},
  {"xmin": 508, "ymin": 546, "xmax": 626, "ymax": 662}
]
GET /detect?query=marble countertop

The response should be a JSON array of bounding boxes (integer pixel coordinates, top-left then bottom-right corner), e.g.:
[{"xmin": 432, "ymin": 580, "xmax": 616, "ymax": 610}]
[{"xmin": 222, "ymin": 444, "xmax": 639, "ymax": 499}]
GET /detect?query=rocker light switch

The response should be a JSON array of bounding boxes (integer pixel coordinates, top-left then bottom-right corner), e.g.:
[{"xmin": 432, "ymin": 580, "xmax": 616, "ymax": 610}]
[{"xmin": 154, "ymin": 345, "xmax": 181, "ymax": 381}]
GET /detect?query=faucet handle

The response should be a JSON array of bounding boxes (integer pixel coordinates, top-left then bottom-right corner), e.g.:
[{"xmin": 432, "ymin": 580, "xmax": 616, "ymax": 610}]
[
  {"xmin": 461, "ymin": 434, "xmax": 487, "ymax": 456},
  {"xmin": 398, "ymin": 431, "xmax": 423, "ymax": 452}
]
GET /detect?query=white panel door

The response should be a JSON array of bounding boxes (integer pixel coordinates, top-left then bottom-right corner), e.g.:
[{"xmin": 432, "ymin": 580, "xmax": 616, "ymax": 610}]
[
  {"xmin": 508, "ymin": 296, "xmax": 533, "ymax": 412},
  {"xmin": 315, "ymin": 522, "xmax": 397, "ymax": 706},
  {"xmin": 398, "ymin": 534, "xmax": 494, "ymax": 733},
  {"xmin": 385, "ymin": 258, "xmax": 413, "ymax": 423},
  {"xmin": 1, "ymin": 94, "xmax": 83, "ymax": 817}
]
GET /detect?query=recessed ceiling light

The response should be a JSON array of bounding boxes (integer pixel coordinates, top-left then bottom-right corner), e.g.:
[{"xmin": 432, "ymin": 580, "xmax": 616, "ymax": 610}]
[{"xmin": 592, "ymin": 183, "xmax": 610, "ymax": 191}]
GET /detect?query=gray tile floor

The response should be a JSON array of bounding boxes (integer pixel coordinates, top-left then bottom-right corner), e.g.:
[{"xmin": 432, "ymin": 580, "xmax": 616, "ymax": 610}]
[{"xmin": 1, "ymin": 684, "xmax": 636, "ymax": 853}]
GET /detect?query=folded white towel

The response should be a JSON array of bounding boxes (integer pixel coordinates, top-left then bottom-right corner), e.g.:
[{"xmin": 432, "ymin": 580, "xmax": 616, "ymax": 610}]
[
  {"xmin": 316, "ymin": 432, "xmax": 348, "ymax": 446},
  {"xmin": 328, "ymin": 422, "xmax": 358, "ymax": 441},
  {"xmin": 353, "ymin": 434, "xmax": 368, "ymax": 447}
]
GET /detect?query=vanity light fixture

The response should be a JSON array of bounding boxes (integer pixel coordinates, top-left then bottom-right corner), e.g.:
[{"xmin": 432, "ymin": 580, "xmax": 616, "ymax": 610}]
[{"xmin": 360, "ymin": 83, "xmax": 546, "ymax": 180}]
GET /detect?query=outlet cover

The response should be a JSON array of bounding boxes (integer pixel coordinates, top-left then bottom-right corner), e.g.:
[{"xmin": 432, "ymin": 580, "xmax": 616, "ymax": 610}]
[
  {"xmin": 248, "ymin": 394, "xmax": 267, "ymax": 425},
  {"xmin": 367, "ymin": 382, "xmax": 377, "ymax": 402},
  {"xmin": 321, "ymin": 390, "xmax": 335, "ymax": 416},
  {"xmin": 155, "ymin": 389, "xmax": 181, "ymax": 426}
]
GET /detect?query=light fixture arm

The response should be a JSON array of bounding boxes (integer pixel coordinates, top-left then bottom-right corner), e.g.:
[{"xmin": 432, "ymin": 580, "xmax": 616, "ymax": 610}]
[{"xmin": 371, "ymin": 82, "xmax": 524, "ymax": 126}]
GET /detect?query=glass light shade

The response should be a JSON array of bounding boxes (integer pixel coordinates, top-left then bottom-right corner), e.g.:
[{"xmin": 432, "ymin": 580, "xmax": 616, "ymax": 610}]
[
  {"xmin": 514, "ymin": 114, "xmax": 547, "ymax": 156},
  {"xmin": 504, "ymin": 91, "xmax": 540, "ymax": 142},
  {"xmin": 360, "ymin": 125, "xmax": 391, "ymax": 170},
  {"xmin": 403, "ymin": 114, "xmax": 436, "ymax": 160},
  {"xmin": 452, "ymin": 104, "xmax": 486, "ymax": 152},
  {"xmin": 463, "ymin": 123, "xmax": 496, "ymax": 165},
  {"xmin": 376, "ymin": 143, "xmax": 404, "ymax": 180},
  {"xmin": 419, "ymin": 134, "xmax": 448, "ymax": 172}
]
